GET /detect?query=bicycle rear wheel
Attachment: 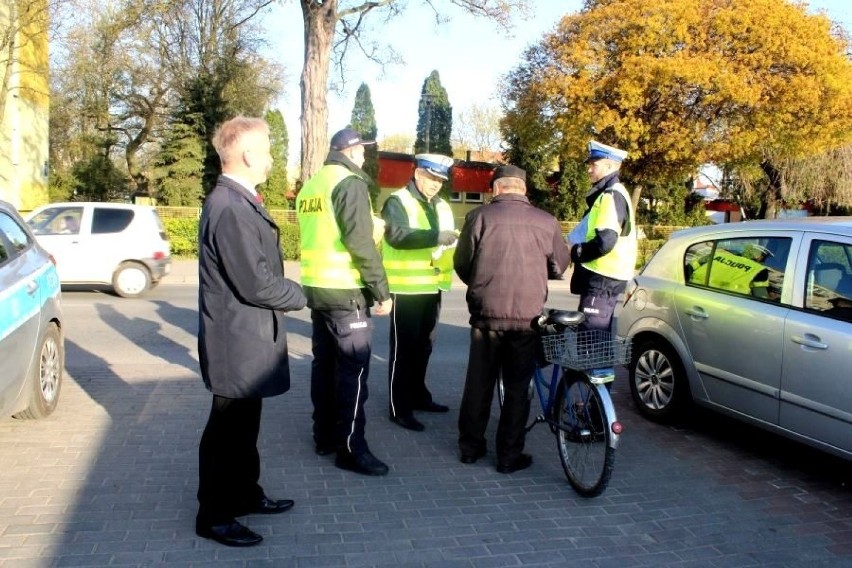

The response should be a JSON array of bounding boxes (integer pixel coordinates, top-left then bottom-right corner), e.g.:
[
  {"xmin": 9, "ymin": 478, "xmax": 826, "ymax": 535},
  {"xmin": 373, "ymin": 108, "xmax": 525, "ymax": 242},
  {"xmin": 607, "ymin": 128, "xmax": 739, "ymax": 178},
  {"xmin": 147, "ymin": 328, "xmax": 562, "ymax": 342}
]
[{"xmin": 554, "ymin": 372, "xmax": 615, "ymax": 497}]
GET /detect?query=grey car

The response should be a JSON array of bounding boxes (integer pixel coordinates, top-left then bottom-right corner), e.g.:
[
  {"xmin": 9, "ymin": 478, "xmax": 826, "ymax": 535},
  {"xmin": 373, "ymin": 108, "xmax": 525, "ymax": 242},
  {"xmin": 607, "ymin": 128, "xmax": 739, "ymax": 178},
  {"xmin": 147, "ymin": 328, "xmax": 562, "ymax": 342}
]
[
  {"xmin": 0, "ymin": 200, "xmax": 64, "ymax": 419},
  {"xmin": 616, "ymin": 218, "xmax": 852, "ymax": 460}
]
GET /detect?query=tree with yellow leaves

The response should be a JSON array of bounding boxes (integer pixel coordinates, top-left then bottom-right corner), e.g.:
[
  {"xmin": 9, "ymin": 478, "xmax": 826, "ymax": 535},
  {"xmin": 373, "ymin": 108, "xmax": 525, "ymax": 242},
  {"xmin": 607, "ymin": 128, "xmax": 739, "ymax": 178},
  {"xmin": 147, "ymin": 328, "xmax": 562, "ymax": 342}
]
[{"xmin": 502, "ymin": 0, "xmax": 852, "ymax": 217}]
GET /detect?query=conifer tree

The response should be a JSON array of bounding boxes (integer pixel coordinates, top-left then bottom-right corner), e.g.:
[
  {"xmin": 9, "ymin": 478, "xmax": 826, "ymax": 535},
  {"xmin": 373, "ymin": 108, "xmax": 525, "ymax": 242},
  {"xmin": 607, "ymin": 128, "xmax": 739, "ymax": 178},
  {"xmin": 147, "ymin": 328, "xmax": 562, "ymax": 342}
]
[
  {"xmin": 259, "ymin": 109, "xmax": 290, "ymax": 207},
  {"xmin": 349, "ymin": 83, "xmax": 380, "ymax": 205},
  {"xmin": 414, "ymin": 71, "xmax": 452, "ymax": 156}
]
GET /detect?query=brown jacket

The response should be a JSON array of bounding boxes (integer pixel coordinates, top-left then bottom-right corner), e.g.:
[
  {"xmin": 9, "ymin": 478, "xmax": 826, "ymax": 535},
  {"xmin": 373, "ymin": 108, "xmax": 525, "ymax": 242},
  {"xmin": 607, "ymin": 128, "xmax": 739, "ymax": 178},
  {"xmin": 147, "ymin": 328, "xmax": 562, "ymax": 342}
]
[{"xmin": 453, "ymin": 194, "xmax": 571, "ymax": 331}]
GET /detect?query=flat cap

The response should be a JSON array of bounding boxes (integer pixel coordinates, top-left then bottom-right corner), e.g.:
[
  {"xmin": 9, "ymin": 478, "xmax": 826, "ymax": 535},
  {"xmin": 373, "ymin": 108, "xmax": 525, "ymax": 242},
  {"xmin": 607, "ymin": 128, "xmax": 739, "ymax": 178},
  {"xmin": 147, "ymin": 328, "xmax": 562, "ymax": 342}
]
[{"xmin": 490, "ymin": 164, "xmax": 527, "ymax": 187}]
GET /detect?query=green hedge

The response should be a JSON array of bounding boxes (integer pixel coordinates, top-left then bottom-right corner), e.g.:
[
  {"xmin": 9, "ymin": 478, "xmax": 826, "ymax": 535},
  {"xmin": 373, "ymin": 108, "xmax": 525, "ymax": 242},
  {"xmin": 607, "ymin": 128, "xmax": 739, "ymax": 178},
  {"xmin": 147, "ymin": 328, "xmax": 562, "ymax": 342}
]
[
  {"xmin": 163, "ymin": 217, "xmax": 301, "ymax": 261},
  {"xmin": 638, "ymin": 239, "xmax": 667, "ymax": 267},
  {"xmin": 164, "ymin": 216, "xmax": 666, "ymax": 267}
]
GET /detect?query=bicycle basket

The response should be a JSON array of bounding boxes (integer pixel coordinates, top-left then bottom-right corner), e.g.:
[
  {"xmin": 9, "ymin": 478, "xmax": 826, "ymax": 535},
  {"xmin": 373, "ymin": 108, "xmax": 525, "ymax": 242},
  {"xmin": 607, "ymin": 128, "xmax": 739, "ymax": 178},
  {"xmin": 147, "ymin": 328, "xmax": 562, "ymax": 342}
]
[{"xmin": 540, "ymin": 330, "xmax": 631, "ymax": 370}]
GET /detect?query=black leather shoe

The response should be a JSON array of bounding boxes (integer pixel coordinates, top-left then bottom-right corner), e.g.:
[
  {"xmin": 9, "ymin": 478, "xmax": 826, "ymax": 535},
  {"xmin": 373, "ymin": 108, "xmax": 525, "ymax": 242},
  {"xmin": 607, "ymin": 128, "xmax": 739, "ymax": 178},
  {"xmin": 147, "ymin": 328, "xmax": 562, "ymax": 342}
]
[
  {"xmin": 496, "ymin": 453, "xmax": 533, "ymax": 474},
  {"xmin": 390, "ymin": 414, "xmax": 425, "ymax": 432},
  {"xmin": 460, "ymin": 448, "xmax": 486, "ymax": 464},
  {"xmin": 315, "ymin": 442, "xmax": 336, "ymax": 456},
  {"xmin": 196, "ymin": 520, "xmax": 263, "ymax": 547},
  {"xmin": 335, "ymin": 450, "xmax": 389, "ymax": 476},
  {"xmin": 414, "ymin": 401, "xmax": 449, "ymax": 413},
  {"xmin": 248, "ymin": 497, "xmax": 294, "ymax": 515},
  {"xmin": 232, "ymin": 496, "xmax": 294, "ymax": 517}
]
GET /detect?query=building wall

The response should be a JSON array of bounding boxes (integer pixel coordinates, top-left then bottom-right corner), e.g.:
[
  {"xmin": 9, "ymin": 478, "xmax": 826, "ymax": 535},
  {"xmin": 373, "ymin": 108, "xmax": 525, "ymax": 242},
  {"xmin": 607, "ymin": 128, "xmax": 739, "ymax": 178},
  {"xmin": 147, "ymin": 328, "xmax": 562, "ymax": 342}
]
[{"xmin": 0, "ymin": 0, "xmax": 50, "ymax": 210}]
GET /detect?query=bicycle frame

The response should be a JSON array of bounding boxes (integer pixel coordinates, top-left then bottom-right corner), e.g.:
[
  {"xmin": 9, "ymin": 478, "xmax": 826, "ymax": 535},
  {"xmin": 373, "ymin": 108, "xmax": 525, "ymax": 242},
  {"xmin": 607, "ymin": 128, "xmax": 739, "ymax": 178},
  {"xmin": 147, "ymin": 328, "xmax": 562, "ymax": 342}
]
[{"xmin": 527, "ymin": 362, "xmax": 621, "ymax": 450}]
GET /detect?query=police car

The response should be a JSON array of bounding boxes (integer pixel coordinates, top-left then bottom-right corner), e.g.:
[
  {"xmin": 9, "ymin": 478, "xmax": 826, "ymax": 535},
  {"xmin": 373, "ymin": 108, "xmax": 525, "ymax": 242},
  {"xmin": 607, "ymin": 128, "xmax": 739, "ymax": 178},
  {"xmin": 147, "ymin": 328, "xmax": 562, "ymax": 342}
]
[
  {"xmin": 617, "ymin": 218, "xmax": 852, "ymax": 460},
  {"xmin": 0, "ymin": 200, "xmax": 64, "ymax": 419}
]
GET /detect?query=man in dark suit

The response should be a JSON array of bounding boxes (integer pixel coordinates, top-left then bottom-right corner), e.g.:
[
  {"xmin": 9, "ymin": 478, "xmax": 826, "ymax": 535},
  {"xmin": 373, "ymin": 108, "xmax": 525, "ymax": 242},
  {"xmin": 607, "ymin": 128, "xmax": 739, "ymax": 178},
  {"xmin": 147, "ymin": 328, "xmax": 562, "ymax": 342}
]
[{"xmin": 196, "ymin": 116, "xmax": 307, "ymax": 547}]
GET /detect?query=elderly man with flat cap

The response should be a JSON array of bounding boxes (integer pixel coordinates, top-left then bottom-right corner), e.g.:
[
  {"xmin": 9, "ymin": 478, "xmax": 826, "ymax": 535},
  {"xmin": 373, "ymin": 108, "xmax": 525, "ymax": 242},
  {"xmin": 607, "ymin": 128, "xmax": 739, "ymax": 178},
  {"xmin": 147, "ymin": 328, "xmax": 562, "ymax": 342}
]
[
  {"xmin": 454, "ymin": 164, "xmax": 572, "ymax": 474},
  {"xmin": 568, "ymin": 141, "xmax": 638, "ymax": 380},
  {"xmin": 297, "ymin": 127, "xmax": 393, "ymax": 477},
  {"xmin": 381, "ymin": 153, "xmax": 458, "ymax": 432}
]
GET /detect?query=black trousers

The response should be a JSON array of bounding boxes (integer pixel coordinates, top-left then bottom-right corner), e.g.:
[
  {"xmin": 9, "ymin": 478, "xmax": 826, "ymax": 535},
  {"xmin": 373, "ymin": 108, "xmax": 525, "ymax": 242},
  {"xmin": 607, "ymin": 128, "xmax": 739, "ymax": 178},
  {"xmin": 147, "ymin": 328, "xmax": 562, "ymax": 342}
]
[
  {"xmin": 388, "ymin": 292, "xmax": 441, "ymax": 418},
  {"xmin": 197, "ymin": 395, "xmax": 264, "ymax": 525},
  {"xmin": 458, "ymin": 327, "xmax": 536, "ymax": 461},
  {"xmin": 310, "ymin": 308, "xmax": 373, "ymax": 455},
  {"xmin": 577, "ymin": 279, "xmax": 626, "ymax": 332}
]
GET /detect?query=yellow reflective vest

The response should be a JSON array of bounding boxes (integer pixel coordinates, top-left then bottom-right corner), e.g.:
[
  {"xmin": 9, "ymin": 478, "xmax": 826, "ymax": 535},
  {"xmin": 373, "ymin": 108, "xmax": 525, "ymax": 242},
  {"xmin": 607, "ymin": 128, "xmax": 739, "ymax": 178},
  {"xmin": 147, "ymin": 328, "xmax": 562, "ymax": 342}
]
[
  {"xmin": 297, "ymin": 164, "xmax": 365, "ymax": 289},
  {"xmin": 689, "ymin": 249, "xmax": 768, "ymax": 295},
  {"xmin": 582, "ymin": 183, "xmax": 637, "ymax": 281},
  {"xmin": 382, "ymin": 189, "xmax": 455, "ymax": 293}
]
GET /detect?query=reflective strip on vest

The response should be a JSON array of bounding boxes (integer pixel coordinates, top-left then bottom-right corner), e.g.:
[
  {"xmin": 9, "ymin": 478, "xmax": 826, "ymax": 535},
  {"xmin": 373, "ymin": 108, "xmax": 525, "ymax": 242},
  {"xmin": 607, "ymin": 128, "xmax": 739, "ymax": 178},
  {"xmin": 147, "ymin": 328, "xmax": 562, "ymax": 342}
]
[
  {"xmin": 382, "ymin": 188, "xmax": 455, "ymax": 294},
  {"xmin": 297, "ymin": 164, "xmax": 366, "ymax": 289},
  {"xmin": 582, "ymin": 183, "xmax": 638, "ymax": 281}
]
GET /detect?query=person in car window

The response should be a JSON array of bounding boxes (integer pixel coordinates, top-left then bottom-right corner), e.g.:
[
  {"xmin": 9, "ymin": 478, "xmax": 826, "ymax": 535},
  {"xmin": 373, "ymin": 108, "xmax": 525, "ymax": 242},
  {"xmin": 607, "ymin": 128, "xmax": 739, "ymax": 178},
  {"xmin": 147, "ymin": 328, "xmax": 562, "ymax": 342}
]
[
  {"xmin": 59, "ymin": 215, "xmax": 79, "ymax": 234},
  {"xmin": 689, "ymin": 244, "xmax": 772, "ymax": 297}
]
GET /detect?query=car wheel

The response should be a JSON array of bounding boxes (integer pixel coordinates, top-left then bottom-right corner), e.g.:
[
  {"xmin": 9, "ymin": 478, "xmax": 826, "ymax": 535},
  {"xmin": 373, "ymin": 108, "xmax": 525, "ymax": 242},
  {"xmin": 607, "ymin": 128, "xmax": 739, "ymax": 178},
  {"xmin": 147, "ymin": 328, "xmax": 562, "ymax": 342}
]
[
  {"xmin": 629, "ymin": 338, "xmax": 690, "ymax": 422},
  {"xmin": 112, "ymin": 262, "xmax": 151, "ymax": 298},
  {"xmin": 15, "ymin": 323, "xmax": 63, "ymax": 420}
]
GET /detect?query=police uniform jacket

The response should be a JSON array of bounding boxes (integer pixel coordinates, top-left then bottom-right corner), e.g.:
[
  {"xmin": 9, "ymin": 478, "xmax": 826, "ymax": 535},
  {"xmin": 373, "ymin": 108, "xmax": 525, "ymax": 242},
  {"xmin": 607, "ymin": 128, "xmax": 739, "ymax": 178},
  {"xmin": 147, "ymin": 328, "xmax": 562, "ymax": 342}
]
[
  {"xmin": 454, "ymin": 193, "xmax": 571, "ymax": 331},
  {"xmin": 198, "ymin": 176, "xmax": 307, "ymax": 399},
  {"xmin": 381, "ymin": 181, "xmax": 443, "ymax": 249},
  {"xmin": 301, "ymin": 151, "xmax": 390, "ymax": 311},
  {"xmin": 570, "ymin": 171, "xmax": 631, "ymax": 294}
]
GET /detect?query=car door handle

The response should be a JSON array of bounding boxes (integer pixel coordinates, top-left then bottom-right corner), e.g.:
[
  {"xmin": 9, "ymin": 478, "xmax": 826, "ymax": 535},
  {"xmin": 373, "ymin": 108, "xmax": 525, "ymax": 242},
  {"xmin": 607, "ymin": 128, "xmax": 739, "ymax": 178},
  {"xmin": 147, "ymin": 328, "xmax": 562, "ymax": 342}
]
[
  {"xmin": 684, "ymin": 307, "xmax": 709, "ymax": 319},
  {"xmin": 791, "ymin": 334, "xmax": 828, "ymax": 350},
  {"xmin": 27, "ymin": 280, "xmax": 39, "ymax": 295}
]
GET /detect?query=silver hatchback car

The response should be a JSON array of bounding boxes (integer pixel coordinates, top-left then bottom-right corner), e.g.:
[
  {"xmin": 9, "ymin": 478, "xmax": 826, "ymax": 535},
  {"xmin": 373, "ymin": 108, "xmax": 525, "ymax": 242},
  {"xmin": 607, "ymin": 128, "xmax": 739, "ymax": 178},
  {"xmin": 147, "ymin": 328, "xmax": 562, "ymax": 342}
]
[{"xmin": 617, "ymin": 218, "xmax": 852, "ymax": 460}]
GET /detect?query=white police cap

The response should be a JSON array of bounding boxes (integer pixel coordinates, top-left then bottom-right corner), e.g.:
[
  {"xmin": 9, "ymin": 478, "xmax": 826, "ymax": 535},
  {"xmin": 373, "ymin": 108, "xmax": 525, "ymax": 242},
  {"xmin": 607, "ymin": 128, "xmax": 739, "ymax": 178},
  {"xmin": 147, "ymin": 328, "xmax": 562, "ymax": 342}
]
[
  {"xmin": 586, "ymin": 140, "xmax": 628, "ymax": 163},
  {"xmin": 414, "ymin": 153, "xmax": 454, "ymax": 180}
]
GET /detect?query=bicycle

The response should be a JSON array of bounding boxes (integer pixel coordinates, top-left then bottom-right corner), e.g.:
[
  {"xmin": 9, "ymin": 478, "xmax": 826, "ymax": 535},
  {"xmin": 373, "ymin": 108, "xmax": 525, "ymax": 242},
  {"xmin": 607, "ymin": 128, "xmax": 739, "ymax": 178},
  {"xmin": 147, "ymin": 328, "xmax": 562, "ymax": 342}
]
[{"xmin": 498, "ymin": 309, "xmax": 630, "ymax": 497}]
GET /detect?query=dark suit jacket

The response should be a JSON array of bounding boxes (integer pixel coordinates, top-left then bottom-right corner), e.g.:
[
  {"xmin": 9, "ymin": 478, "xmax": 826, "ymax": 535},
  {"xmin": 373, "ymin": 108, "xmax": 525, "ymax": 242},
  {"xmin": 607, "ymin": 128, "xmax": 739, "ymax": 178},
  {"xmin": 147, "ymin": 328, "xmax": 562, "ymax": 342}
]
[{"xmin": 198, "ymin": 176, "xmax": 306, "ymax": 398}]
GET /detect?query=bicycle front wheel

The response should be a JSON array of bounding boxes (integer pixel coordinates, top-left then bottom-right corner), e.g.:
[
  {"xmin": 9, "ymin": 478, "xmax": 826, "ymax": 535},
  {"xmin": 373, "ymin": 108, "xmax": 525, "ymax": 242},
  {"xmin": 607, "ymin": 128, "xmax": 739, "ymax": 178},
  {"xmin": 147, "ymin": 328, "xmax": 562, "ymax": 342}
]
[{"xmin": 554, "ymin": 373, "xmax": 615, "ymax": 497}]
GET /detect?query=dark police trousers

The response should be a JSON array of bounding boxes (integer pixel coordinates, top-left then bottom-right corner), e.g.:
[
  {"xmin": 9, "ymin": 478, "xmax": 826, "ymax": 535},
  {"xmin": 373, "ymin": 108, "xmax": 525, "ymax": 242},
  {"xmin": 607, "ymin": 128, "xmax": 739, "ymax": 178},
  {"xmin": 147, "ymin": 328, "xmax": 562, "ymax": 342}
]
[
  {"xmin": 388, "ymin": 292, "xmax": 441, "ymax": 419},
  {"xmin": 310, "ymin": 308, "xmax": 373, "ymax": 455},
  {"xmin": 577, "ymin": 276, "xmax": 626, "ymax": 332}
]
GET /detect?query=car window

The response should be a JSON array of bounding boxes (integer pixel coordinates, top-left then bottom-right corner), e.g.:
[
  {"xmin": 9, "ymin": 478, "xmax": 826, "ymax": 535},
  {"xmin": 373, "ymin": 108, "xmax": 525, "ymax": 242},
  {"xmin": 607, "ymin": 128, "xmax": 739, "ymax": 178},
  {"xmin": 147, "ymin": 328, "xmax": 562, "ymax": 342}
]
[
  {"xmin": 684, "ymin": 236, "xmax": 791, "ymax": 303},
  {"xmin": 27, "ymin": 207, "xmax": 84, "ymax": 235},
  {"xmin": 0, "ymin": 212, "xmax": 32, "ymax": 265},
  {"xmin": 804, "ymin": 240, "xmax": 852, "ymax": 323},
  {"xmin": 92, "ymin": 208, "xmax": 134, "ymax": 234}
]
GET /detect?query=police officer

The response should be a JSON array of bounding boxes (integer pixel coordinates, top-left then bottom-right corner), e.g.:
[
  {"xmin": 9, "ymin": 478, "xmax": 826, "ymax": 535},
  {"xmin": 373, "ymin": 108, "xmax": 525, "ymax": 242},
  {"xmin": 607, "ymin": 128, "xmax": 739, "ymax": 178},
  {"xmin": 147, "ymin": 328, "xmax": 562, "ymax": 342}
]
[
  {"xmin": 569, "ymin": 140, "xmax": 637, "ymax": 377},
  {"xmin": 381, "ymin": 153, "xmax": 457, "ymax": 432},
  {"xmin": 688, "ymin": 244, "xmax": 772, "ymax": 297},
  {"xmin": 297, "ymin": 128, "xmax": 393, "ymax": 476}
]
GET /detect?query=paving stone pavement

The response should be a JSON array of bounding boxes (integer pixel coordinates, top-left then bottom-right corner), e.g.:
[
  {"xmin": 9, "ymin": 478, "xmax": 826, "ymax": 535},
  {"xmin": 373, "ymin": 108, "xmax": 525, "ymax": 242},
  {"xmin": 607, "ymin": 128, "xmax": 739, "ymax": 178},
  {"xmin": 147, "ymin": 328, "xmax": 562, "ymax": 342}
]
[{"xmin": 0, "ymin": 263, "xmax": 850, "ymax": 567}]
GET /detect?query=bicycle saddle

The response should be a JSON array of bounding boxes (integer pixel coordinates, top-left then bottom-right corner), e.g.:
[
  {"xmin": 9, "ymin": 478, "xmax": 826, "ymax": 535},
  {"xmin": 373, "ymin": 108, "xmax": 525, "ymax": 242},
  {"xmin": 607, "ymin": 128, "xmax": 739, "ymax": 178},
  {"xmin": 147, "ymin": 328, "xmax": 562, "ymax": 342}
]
[
  {"xmin": 538, "ymin": 310, "xmax": 586, "ymax": 327},
  {"xmin": 544, "ymin": 309, "xmax": 585, "ymax": 327}
]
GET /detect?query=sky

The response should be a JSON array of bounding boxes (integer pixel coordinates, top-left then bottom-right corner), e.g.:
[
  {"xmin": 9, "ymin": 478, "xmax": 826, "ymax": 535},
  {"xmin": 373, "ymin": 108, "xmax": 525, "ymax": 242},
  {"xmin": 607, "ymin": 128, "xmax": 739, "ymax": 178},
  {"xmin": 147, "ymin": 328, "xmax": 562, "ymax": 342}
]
[{"xmin": 261, "ymin": 1, "xmax": 852, "ymax": 167}]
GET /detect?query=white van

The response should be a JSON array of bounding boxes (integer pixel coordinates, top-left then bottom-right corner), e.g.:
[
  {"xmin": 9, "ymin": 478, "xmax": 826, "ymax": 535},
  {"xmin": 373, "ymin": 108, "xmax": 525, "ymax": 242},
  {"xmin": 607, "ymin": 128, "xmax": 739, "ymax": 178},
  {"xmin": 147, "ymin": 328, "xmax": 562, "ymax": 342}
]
[{"xmin": 26, "ymin": 203, "xmax": 172, "ymax": 297}]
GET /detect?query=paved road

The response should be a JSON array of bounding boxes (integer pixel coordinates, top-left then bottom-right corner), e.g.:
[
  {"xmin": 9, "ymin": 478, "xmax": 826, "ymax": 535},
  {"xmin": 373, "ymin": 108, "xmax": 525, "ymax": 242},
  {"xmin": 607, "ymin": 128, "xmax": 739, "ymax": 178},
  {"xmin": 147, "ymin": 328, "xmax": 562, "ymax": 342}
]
[{"xmin": 1, "ymin": 262, "xmax": 850, "ymax": 567}]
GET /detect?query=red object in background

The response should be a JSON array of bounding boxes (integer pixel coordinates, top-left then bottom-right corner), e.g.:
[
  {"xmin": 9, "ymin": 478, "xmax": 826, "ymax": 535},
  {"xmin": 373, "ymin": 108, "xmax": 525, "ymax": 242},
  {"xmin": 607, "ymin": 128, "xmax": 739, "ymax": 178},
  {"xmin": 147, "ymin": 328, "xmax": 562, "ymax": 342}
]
[
  {"xmin": 377, "ymin": 152, "xmax": 496, "ymax": 193},
  {"xmin": 451, "ymin": 162, "xmax": 494, "ymax": 193},
  {"xmin": 377, "ymin": 152, "xmax": 415, "ymax": 188},
  {"xmin": 705, "ymin": 200, "xmax": 741, "ymax": 212}
]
